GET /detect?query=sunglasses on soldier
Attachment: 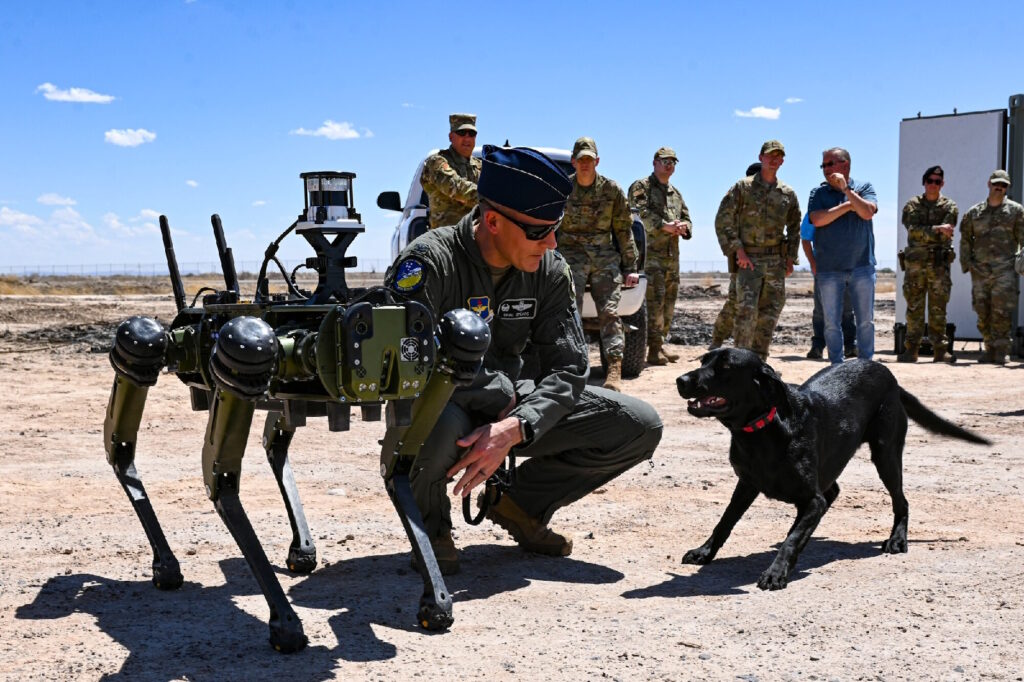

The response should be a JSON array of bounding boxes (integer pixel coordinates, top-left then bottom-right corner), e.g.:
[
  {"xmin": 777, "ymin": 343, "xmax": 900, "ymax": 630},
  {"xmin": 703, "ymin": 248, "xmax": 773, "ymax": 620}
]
[
  {"xmin": 482, "ymin": 201, "xmax": 561, "ymax": 241},
  {"xmin": 454, "ymin": 129, "xmax": 477, "ymax": 138},
  {"xmin": 925, "ymin": 177, "xmax": 943, "ymax": 185}
]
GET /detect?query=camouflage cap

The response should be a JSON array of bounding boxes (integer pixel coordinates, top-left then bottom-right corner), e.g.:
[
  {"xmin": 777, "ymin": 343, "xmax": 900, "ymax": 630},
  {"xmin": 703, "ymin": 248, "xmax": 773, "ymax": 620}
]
[
  {"xmin": 760, "ymin": 139, "xmax": 785, "ymax": 156},
  {"xmin": 572, "ymin": 136, "xmax": 598, "ymax": 160},
  {"xmin": 654, "ymin": 146, "xmax": 677, "ymax": 161},
  {"xmin": 449, "ymin": 113, "xmax": 477, "ymax": 133},
  {"xmin": 989, "ymin": 169, "xmax": 1011, "ymax": 186}
]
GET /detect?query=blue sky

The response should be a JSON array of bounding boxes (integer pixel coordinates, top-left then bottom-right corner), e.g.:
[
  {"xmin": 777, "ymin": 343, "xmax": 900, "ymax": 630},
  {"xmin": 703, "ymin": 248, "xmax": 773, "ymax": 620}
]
[{"xmin": 1, "ymin": 1, "xmax": 1020, "ymax": 274}]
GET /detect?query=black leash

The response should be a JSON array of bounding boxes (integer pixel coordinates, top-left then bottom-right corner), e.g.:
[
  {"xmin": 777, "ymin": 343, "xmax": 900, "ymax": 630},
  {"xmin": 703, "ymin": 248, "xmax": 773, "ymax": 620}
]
[{"xmin": 462, "ymin": 453, "xmax": 516, "ymax": 525}]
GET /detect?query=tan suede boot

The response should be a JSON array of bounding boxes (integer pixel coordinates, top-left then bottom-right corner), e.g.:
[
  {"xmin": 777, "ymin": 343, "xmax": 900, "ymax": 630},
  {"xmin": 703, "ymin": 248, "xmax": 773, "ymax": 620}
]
[
  {"xmin": 481, "ymin": 491, "xmax": 573, "ymax": 556},
  {"xmin": 410, "ymin": 530, "xmax": 460, "ymax": 575},
  {"xmin": 897, "ymin": 345, "xmax": 918, "ymax": 363},
  {"xmin": 647, "ymin": 342, "xmax": 668, "ymax": 366},
  {"xmin": 659, "ymin": 345, "xmax": 680, "ymax": 363},
  {"xmin": 604, "ymin": 358, "xmax": 622, "ymax": 392}
]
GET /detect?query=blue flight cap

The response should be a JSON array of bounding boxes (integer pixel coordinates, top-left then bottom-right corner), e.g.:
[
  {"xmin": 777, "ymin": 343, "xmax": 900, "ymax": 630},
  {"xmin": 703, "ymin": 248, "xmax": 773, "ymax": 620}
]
[{"xmin": 477, "ymin": 144, "xmax": 571, "ymax": 222}]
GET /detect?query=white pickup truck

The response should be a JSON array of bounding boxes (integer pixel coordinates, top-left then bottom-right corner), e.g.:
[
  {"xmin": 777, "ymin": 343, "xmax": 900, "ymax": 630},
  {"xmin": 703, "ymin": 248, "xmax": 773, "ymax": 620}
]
[{"xmin": 377, "ymin": 146, "xmax": 648, "ymax": 377}]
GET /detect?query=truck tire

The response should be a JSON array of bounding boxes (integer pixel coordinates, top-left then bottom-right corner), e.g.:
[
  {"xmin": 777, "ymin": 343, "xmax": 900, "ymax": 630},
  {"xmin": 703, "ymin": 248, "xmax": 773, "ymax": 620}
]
[{"xmin": 621, "ymin": 303, "xmax": 647, "ymax": 378}]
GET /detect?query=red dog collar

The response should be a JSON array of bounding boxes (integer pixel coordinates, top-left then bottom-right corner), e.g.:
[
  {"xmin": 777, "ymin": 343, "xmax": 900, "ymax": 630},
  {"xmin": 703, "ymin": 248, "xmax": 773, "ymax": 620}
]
[{"xmin": 742, "ymin": 406, "xmax": 777, "ymax": 433}]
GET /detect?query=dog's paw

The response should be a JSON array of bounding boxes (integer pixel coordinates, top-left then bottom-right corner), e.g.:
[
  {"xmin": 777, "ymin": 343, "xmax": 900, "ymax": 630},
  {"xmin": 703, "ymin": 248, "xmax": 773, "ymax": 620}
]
[
  {"xmin": 881, "ymin": 534, "xmax": 908, "ymax": 554},
  {"xmin": 681, "ymin": 547, "xmax": 714, "ymax": 565},
  {"xmin": 757, "ymin": 568, "xmax": 789, "ymax": 591}
]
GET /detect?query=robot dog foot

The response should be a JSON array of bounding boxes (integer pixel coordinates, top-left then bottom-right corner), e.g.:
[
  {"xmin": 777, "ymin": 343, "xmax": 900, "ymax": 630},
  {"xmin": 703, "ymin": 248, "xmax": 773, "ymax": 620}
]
[
  {"xmin": 269, "ymin": 612, "xmax": 308, "ymax": 653},
  {"xmin": 417, "ymin": 594, "xmax": 454, "ymax": 631},
  {"xmin": 151, "ymin": 558, "xmax": 184, "ymax": 590},
  {"xmin": 286, "ymin": 544, "xmax": 318, "ymax": 575}
]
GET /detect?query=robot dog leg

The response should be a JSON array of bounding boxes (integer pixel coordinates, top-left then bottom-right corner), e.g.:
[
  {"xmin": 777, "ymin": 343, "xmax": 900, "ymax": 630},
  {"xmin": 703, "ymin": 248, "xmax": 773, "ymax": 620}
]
[
  {"xmin": 104, "ymin": 316, "xmax": 183, "ymax": 590},
  {"xmin": 380, "ymin": 308, "xmax": 490, "ymax": 631}
]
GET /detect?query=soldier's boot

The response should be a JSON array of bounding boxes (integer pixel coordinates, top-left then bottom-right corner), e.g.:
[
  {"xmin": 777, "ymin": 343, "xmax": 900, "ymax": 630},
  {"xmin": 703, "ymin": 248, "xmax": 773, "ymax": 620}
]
[
  {"xmin": 977, "ymin": 347, "xmax": 996, "ymax": 364},
  {"xmin": 604, "ymin": 358, "xmax": 623, "ymax": 392},
  {"xmin": 659, "ymin": 345, "xmax": 680, "ymax": 363},
  {"xmin": 897, "ymin": 345, "xmax": 919, "ymax": 363},
  {"xmin": 993, "ymin": 346, "xmax": 1009, "ymax": 365},
  {"xmin": 932, "ymin": 345, "xmax": 954, "ymax": 364},
  {"xmin": 481, "ymin": 490, "xmax": 573, "ymax": 557},
  {"xmin": 647, "ymin": 342, "xmax": 668, "ymax": 366},
  {"xmin": 708, "ymin": 336, "xmax": 724, "ymax": 351},
  {"xmin": 410, "ymin": 529, "xmax": 460, "ymax": 576}
]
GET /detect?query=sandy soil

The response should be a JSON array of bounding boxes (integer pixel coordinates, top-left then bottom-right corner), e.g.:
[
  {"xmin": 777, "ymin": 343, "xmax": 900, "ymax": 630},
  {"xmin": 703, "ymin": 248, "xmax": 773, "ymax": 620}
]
[{"xmin": 1, "ymin": 273, "xmax": 1022, "ymax": 682}]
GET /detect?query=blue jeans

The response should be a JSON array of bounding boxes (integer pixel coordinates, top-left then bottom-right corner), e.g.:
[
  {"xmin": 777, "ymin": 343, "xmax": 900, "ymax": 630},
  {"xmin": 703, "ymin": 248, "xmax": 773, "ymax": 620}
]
[
  {"xmin": 811, "ymin": 275, "xmax": 856, "ymax": 352},
  {"xmin": 817, "ymin": 266, "xmax": 876, "ymax": 363}
]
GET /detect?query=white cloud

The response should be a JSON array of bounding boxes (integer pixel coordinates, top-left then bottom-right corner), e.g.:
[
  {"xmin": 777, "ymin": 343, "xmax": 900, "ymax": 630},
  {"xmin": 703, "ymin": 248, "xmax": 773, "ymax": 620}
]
[
  {"xmin": 37, "ymin": 193, "xmax": 77, "ymax": 206},
  {"xmin": 734, "ymin": 106, "xmax": 781, "ymax": 120},
  {"xmin": 51, "ymin": 207, "xmax": 98, "ymax": 243},
  {"xmin": 103, "ymin": 210, "xmax": 160, "ymax": 238},
  {"xmin": 0, "ymin": 207, "xmax": 44, "ymax": 235},
  {"xmin": 290, "ymin": 120, "xmax": 368, "ymax": 140},
  {"xmin": 104, "ymin": 128, "xmax": 157, "ymax": 147},
  {"xmin": 186, "ymin": 179, "xmax": 198, "ymax": 188},
  {"xmin": 401, "ymin": 102, "xmax": 421, "ymax": 109},
  {"xmin": 785, "ymin": 97, "xmax": 803, "ymax": 104},
  {"xmin": 252, "ymin": 200, "xmax": 267, "ymax": 207},
  {"xmin": 36, "ymin": 82, "xmax": 115, "ymax": 104}
]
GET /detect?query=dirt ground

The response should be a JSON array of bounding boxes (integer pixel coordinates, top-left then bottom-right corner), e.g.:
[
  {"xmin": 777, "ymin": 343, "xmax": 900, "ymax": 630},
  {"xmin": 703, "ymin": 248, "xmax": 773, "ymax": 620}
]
[{"xmin": 1, "ymin": 273, "xmax": 1022, "ymax": 682}]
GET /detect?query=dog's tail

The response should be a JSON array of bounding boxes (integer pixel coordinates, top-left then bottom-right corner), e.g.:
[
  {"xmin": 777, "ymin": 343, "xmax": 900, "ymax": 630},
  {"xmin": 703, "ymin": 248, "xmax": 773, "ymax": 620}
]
[{"xmin": 899, "ymin": 387, "xmax": 991, "ymax": 445}]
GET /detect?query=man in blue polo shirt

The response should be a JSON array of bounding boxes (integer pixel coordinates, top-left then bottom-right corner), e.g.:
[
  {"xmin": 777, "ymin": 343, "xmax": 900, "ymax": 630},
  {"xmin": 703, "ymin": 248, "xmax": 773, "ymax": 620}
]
[{"xmin": 808, "ymin": 147, "xmax": 878, "ymax": 363}]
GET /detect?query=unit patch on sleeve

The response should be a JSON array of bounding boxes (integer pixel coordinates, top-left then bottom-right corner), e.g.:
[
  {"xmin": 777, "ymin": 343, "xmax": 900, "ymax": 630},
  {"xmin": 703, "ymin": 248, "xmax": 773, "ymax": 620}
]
[
  {"xmin": 391, "ymin": 257, "xmax": 425, "ymax": 293},
  {"xmin": 467, "ymin": 296, "xmax": 492, "ymax": 322},
  {"xmin": 496, "ymin": 298, "xmax": 537, "ymax": 320}
]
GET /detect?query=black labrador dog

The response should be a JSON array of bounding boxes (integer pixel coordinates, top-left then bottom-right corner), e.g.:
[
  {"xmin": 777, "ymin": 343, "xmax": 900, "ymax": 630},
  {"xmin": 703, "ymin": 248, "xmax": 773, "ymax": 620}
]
[{"xmin": 676, "ymin": 348, "xmax": 990, "ymax": 590}]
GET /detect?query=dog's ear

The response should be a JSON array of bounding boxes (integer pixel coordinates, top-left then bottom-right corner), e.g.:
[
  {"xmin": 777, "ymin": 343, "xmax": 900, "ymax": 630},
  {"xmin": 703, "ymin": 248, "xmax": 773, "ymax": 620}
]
[{"xmin": 753, "ymin": 362, "xmax": 788, "ymax": 408}]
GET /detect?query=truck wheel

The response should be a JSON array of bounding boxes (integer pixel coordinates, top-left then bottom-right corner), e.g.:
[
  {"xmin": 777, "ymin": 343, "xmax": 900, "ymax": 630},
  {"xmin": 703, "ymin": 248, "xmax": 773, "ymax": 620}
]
[{"xmin": 621, "ymin": 303, "xmax": 647, "ymax": 378}]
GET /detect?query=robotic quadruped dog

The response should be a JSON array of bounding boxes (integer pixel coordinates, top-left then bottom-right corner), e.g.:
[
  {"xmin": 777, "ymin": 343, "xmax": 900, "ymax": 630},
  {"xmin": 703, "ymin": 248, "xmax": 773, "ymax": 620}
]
[{"xmin": 102, "ymin": 171, "xmax": 489, "ymax": 652}]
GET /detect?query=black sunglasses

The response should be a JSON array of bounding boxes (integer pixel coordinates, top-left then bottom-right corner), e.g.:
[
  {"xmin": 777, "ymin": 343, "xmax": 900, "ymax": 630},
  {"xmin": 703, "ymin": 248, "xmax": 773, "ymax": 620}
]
[
  {"xmin": 454, "ymin": 129, "xmax": 477, "ymax": 138},
  {"xmin": 483, "ymin": 203, "xmax": 560, "ymax": 240},
  {"xmin": 821, "ymin": 160, "xmax": 845, "ymax": 169},
  {"xmin": 925, "ymin": 177, "xmax": 943, "ymax": 185}
]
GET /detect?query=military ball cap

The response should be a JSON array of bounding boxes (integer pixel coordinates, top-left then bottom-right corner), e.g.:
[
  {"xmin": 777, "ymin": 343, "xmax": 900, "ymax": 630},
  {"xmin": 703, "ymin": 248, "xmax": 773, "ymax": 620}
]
[
  {"xmin": 572, "ymin": 136, "xmax": 598, "ymax": 160},
  {"xmin": 990, "ymin": 169, "xmax": 1011, "ymax": 186},
  {"xmin": 449, "ymin": 113, "xmax": 477, "ymax": 133},
  {"xmin": 760, "ymin": 139, "xmax": 785, "ymax": 156},
  {"xmin": 477, "ymin": 144, "xmax": 572, "ymax": 222},
  {"xmin": 654, "ymin": 146, "xmax": 678, "ymax": 161}
]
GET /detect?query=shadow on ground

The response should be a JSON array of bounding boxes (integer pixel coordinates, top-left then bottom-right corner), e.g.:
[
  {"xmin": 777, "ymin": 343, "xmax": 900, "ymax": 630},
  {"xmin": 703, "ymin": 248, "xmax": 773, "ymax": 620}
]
[{"xmin": 621, "ymin": 538, "xmax": 881, "ymax": 599}]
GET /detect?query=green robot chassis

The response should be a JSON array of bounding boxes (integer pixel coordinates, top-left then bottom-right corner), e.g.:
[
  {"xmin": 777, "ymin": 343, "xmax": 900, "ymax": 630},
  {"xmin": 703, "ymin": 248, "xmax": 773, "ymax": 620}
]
[{"xmin": 102, "ymin": 171, "xmax": 489, "ymax": 652}]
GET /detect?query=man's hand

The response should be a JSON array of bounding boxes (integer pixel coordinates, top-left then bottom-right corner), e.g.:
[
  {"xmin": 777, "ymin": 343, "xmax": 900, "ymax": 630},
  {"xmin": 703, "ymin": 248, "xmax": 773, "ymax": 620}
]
[
  {"xmin": 448, "ymin": 417, "xmax": 523, "ymax": 497},
  {"xmin": 933, "ymin": 224, "xmax": 955, "ymax": 238},
  {"xmin": 660, "ymin": 221, "xmax": 679, "ymax": 235},
  {"xmin": 828, "ymin": 173, "xmax": 848, "ymax": 192},
  {"xmin": 624, "ymin": 272, "xmax": 640, "ymax": 288},
  {"xmin": 736, "ymin": 247, "xmax": 754, "ymax": 270},
  {"xmin": 785, "ymin": 258, "xmax": 795, "ymax": 277}
]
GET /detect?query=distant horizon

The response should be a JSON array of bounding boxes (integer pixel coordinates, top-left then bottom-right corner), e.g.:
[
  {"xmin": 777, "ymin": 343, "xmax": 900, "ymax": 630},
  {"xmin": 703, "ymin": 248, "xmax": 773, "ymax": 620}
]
[{"xmin": 2, "ymin": 2, "xmax": 1020, "ymax": 273}]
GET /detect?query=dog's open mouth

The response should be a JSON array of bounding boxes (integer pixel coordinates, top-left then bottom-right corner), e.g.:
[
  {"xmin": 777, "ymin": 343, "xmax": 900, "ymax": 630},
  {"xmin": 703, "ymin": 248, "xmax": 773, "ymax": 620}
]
[{"xmin": 687, "ymin": 395, "xmax": 728, "ymax": 416}]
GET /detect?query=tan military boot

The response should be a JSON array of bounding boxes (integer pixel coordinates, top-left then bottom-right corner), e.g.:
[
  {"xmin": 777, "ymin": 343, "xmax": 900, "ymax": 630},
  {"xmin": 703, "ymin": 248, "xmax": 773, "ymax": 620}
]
[
  {"xmin": 659, "ymin": 345, "xmax": 680, "ymax": 363},
  {"xmin": 647, "ymin": 343, "xmax": 668, "ymax": 366},
  {"xmin": 604, "ymin": 358, "xmax": 622, "ymax": 392},
  {"xmin": 482, "ymin": 491, "xmax": 573, "ymax": 556},
  {"xmin": 932, "ymin": 346, "xmax": 954, "ymax": 364},
  {"xmin": 410, "ymin": 529, "xmax": 460, "ymax": 575},
  {"xmin": 897, "ymin": 345, "xmax": 918, "ymax": 363},
  {"xmin": 977, "ymin": 347, "xmax": 996, "ymax": 364}
]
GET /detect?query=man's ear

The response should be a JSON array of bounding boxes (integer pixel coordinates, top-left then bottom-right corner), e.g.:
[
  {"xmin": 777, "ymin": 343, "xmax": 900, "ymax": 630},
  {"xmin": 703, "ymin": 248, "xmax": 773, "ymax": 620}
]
[{"xmin": 479, "ymin": 206, "xmax": 499, "ymax": 235}]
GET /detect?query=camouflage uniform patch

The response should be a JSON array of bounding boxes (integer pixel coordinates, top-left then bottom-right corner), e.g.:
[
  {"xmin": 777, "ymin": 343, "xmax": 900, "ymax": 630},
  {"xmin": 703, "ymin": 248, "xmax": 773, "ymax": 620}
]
[
  {"xmin": 901, "ymin": 194, "xmax": 958, "ymax": 349},
  {"xmin": 628, "ymin": 174, "xmax": 690, "ymax": 343},
  {"xmin": 959, "ymin": 197, "xmax": 1024, "ymax": 354},
  {"xmin": 714, "ymin": 174, "xmax": 801, "ymax": 358},
  {"xmin": 420, "ymin": 147, "xmax": 482, "ymax": 229}
]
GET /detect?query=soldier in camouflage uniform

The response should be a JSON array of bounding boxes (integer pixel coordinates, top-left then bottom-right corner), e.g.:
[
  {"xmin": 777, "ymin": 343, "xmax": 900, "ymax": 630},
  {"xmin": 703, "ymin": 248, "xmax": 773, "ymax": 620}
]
[
  {"xmin": 959, "ymin": 169, "xmax": 1024, "ymax": 364},
  {"xmin": 714, "ymin": 140, "xmax": 801, "ymax": 360},
  {"xmin": 628, "ymin": 147, "xmax": 692, "ymax": 365},
  {"xmin": 710, "ymin": 162, "xmax": 761, "ymax": 349},
  {"xmin": 560, "ymin": 137, "xmax": 639, "ymax": 391},
  {"xmin": 898, "ymin": 165, "xmax": 959, "ymax": 363},
  {"xmin": 420, "ymin": 113, "xmax": 483, "ymax": 229}
]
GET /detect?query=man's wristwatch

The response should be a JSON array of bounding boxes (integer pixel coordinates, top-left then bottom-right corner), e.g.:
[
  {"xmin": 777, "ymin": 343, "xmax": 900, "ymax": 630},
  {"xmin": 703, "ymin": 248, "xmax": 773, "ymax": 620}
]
[{"xmin": 517, "ymin": 416, "xmax": 533, "ymax": 445}]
